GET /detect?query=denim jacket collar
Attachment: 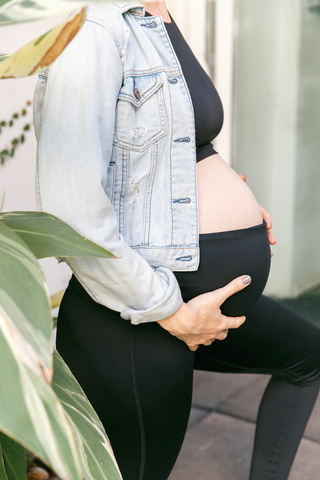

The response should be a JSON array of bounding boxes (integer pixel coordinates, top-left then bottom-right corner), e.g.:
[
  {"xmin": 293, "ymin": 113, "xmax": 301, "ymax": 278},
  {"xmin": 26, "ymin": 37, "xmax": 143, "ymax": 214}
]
[{"xmin": 115, "ymin": 1, "xmax": 145, "ymax": 15}]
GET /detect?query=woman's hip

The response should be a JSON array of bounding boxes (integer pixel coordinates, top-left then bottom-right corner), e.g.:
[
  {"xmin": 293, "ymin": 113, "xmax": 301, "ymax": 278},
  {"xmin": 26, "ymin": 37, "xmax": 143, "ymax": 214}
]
[{"xmin": 56, "ymin": 275, "xmax": 194, "ymax": 384}]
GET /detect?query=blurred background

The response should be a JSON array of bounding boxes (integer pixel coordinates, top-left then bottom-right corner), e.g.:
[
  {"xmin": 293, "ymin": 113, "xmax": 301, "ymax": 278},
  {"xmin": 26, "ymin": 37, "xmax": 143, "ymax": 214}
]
[{"xmin": 1, "ymin": 0, "xmax": 320, "ymax": 300}]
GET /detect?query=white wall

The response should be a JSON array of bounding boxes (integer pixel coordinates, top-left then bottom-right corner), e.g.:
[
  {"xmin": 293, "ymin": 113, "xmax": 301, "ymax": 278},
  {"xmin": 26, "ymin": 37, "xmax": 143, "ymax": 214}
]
[
  {"xmin": 293, "ymin": 4, "xmax": 320, "ymax": 292},
  {"xmin": 213, "ymin": 0, "xmax": 235, "ymax": 164},
  {"xmin": 166, "ymin": 0, "xmax": 207, "ymax": 68},
  {"xmin": 233, "ymin": 0, "xmax": 320, "ymax": 297}
]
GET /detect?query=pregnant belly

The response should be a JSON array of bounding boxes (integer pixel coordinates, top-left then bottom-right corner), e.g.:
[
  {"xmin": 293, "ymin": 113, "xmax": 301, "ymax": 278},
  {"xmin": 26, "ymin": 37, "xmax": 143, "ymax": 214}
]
[
  {"xmin": 174, "ymin": 154, "xmax": 270, "ymax": 315},
  {"xmin": 174, "ymin": 222, "xmax": 271, "ymax": 316},
  {"xmin": 197, "ymin": 154, "xmax": 263, "ymax": 234}
]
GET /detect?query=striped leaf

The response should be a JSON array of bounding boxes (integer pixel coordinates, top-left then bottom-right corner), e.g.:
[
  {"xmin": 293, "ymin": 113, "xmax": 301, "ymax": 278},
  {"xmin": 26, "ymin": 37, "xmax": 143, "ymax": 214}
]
[
  {"xmin": 0, "ymin": 7, "xmax": 86, "ymax": 78},
  {"xmin": 52, "ymin": 351, "xmax": 123, "ymax": 480},
  {"xmin": 0, "ymin": 220, "xmax": 53, "ymax": 378},
  {"xmin": 0, "ymin": 433, "xmax": 26, "ymax": 480},
  {"xmin": 0, "ymin": 325, "xmax": 81, "ymax": 479},
  {"xmin": 0, "ymin": 444, "xmax": 8, "ymax": 480},
  {"xmin": 0, "ymin": 217, "xmax": 121, "ymax": 478},
  {"xmin": 0, "ymin": 211, "xmax": 115, "ymax": 259}
]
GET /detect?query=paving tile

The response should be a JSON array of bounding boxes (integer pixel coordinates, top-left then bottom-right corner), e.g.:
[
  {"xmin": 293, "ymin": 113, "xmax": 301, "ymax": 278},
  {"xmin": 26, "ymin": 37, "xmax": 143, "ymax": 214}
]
[
  {"xmin": 289, "ymin": 438, "xmax": 320, "ymax": 480},
  {"xmin": 217, "ymin": 375, "xmax": 320, "ymax": 443},
  {"xmin": 192, "ymin": 371, "xmax": 262, "ymax": 410},
  {"xmin": 217, "ymin": 375, "xmax": 269, "ymax": 422},
  {"xmin": 169, "ymin": 411, "xmax": 320, "ymax": 480},
  {"xmin": 188, "ymin": 406, "xmax": 210, "ymax": 428},
  {"xmin": 169, "ymin": 412, "xmax": 252, "ymax": 480},
  {"xmin": 304, "ymin": 393, "xmax": 320, "ymax": 443}
]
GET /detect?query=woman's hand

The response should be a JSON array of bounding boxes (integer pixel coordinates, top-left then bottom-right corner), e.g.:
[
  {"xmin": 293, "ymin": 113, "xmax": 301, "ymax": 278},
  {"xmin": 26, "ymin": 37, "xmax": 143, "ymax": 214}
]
[
  {"xmin": 157, "ymin": 275, "xmax": 251, "ymax": 351},
  {"xmin": 239, "ymin": 174, "xmax": 276, "ymax": 255},
  {"xmin": 259, "ymin": 205, "xmax": 276, "ymax": 252}
]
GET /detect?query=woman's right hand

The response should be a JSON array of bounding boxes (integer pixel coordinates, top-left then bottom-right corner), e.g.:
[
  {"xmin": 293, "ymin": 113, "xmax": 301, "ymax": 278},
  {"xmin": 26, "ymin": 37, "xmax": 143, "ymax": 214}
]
[{"xmin": 157, "ymin": 275, "xmax": 252, "ymax": 351}]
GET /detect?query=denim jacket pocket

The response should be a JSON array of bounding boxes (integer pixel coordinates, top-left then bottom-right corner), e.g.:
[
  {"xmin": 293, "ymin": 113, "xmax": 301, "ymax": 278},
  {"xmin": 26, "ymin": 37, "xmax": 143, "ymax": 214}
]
[{"xmin": 114, "ymin": 73, "xmax": 166, "ymax": 152}]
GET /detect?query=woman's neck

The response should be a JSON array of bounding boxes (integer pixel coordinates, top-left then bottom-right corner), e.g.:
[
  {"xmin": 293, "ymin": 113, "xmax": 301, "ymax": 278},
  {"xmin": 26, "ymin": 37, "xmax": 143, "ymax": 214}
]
[{"xmin": 142, "ymin": 1, "xmax": 171, "ymax": 23}]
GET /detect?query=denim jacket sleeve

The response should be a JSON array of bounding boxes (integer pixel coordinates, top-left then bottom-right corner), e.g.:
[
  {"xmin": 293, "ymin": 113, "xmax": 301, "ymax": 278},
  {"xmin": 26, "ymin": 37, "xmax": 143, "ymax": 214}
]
[{"xmin": 34, "ymin": 16, "xmax": 183, "ymax": 325}]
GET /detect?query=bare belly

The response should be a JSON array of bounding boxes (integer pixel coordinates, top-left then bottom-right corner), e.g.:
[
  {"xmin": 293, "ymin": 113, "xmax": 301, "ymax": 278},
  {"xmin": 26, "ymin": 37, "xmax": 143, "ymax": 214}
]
[{"xmin": 197, "ymin": 154, "xmax": 263, "ymax": 234}]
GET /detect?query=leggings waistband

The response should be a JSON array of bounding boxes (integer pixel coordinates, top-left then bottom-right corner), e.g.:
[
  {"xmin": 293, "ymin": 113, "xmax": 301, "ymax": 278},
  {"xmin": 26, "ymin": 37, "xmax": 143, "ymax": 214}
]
[{"xmin": 199, "ymin": 220, "xmax": 266, "ymax": 241}]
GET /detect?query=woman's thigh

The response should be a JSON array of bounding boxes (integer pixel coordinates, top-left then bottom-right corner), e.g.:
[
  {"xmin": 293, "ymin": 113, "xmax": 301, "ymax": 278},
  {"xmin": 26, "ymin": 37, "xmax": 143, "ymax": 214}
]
[
  {"xmin": 194, "ymin": 295, "xmax": 320, "ymax": 386},
  {"xmin": 56, "ymin": 276, "xmax": 195, "ymax": 480}
]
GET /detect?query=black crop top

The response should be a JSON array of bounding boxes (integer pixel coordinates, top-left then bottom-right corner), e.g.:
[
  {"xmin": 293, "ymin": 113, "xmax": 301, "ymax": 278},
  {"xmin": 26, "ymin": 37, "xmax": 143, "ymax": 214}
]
[{"xmin": 146, "ymin": 12, "xmax": 224, "ymax": 161}]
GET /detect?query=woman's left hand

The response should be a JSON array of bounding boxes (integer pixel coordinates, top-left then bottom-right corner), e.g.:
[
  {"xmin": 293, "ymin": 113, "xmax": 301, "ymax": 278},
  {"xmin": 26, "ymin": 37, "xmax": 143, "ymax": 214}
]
[
  {"xmin": 259, "ymin": 205, "xmax": 276, "ymax": 252},
  {"xmin": 239, "ymin": 174, "xmax": 276, "ymax": 255}
]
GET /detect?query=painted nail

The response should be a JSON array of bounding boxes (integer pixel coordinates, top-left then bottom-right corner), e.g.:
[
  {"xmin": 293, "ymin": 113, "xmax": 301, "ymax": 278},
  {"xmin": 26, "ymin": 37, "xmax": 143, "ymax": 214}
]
[{"xmin": 242, "ymin": 275, "xmax": 252, "ymax": 285}]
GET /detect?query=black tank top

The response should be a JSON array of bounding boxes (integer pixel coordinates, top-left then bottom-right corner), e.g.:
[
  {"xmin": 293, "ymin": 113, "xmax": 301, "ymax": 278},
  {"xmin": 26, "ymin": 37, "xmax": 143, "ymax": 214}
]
[{"xmin": 145, "ymin": 12, "xmax": 224, "ymax": 161}]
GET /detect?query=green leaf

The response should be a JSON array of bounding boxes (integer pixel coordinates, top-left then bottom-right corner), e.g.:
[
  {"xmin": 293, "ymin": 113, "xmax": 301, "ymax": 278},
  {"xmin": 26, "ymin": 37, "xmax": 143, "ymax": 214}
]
[
  {"xmin": 34, "ymin": 31, "xmax": 50, "ymax": 46},
  {"xmin": 0, "ymin": 328, "xmax": 81, "ymax": 480},
  {"xmin": 0, "ymin": 432, "xmax": 26, "ymax": 480},
  {"xmin": 0, "ymin": 444, "xmax": 8, "ymax": 480},
  {"xmin": 0, "ymin": 8, "xmax": 86, "ymax": 78},
  {"xmin": 0, "ymin": 219, "xmax": 121, "ymax": 479},
  {"xmin": 52, "ymin": 351, "xmax": 123, "ymax": 480},
  {"xmin": 0, "ymin": 0, "xmax": 20, "ymax": 17},
  {"xmin": 0, "ymin": 212, "xmax": 115, "ymax": 259},
  {"xmin": 0, "ymin": 220, "xmax": 53, "ymax": 376}
]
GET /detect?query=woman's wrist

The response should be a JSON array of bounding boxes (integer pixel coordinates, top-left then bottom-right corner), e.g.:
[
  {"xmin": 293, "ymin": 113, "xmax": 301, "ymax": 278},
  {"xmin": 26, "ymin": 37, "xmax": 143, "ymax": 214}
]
[{"xmin": 157, "ymin": 302, "xmax": 194, "ymax": 334}]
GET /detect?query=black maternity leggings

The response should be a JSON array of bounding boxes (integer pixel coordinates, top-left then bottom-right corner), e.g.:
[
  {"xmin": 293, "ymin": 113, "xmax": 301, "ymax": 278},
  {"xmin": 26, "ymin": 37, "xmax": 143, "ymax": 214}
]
[{"xmin": 56, "ymin": 222, "xmax": 320, "ymax": 480}]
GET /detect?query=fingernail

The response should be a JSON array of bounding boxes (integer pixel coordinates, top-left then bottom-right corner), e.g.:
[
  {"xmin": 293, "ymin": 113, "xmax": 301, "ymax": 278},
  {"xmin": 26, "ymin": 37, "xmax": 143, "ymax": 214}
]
[{"xmin": 242, "ymin": 275, "xmax": 252, "ymax": 285}]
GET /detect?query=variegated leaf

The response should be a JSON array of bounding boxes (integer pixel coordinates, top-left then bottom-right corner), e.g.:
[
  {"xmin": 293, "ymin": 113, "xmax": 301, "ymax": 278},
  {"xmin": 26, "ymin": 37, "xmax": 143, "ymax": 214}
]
[
  {"xmin": 0, "ymin": 327, "xmax": 82, "ymax": 480},
  {"xmin": 0, "ymin": 7, "xmax": 85, "ymax": 78},
  {"xmin": 53, "ymin": 352, "xmax": 123, "ymax": 480},
  {"xmin": 0, "ymin": 433, "xmax": 26, "ymax": 480},
  {"xmin": 0, "ymin": 444, "xmax": 8, "ymax": 480},
  {"xmin": 0, "ymin": 212, "xmax": 115, "ymax": 259},
  {"xmin": 0, "ymin": 220, "xmax": 53, "ymax": 378}
]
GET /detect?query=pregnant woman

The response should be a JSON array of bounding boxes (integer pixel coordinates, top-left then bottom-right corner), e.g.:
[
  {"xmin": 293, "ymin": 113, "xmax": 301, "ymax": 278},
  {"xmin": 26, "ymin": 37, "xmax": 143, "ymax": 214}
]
[{"xmin": 34, "ymin": 2, "xmax": 320, "ymax": 479}]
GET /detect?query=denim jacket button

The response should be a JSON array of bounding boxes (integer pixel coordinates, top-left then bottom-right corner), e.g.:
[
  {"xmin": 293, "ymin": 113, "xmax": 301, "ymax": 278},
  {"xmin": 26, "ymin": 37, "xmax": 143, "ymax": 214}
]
[{"xmin": 134, "ymin": 88, "xmax": 141, "ymax": 100}]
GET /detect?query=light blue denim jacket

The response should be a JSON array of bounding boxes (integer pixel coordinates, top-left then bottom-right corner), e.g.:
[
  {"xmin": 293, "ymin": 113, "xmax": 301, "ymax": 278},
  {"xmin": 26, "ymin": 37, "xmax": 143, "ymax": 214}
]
[{"xmin": 34, "ymin": 1, "xmax": 200, "ymax": 324}]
